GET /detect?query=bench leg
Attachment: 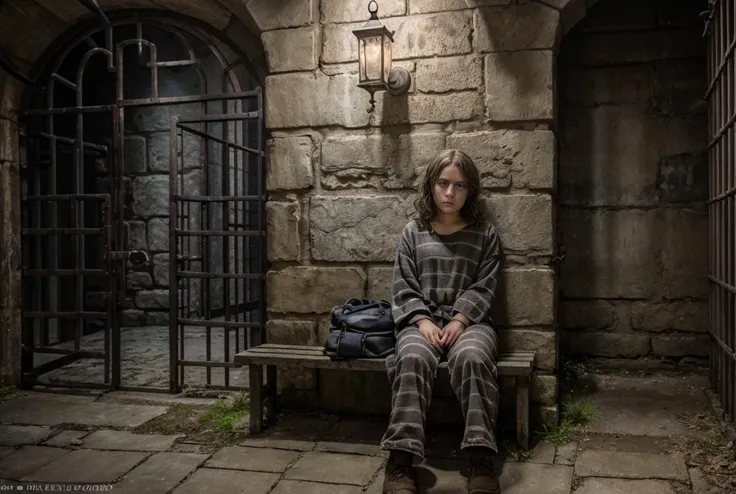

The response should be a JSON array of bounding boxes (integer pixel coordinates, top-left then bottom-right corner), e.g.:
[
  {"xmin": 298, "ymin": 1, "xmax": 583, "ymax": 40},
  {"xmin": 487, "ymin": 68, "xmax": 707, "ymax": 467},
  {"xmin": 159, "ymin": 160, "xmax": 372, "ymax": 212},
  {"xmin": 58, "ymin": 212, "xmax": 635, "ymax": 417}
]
[
  {"xmin": 266, "ymin": 365, "xmax": 277, "ymax": 425},
  {"xmin": 516, "ymin": 376, "xmax": 530, "ymax": 450},
  {"xmin": 249, "ymin": 364, "xmax": 264, "ymax": 434}
]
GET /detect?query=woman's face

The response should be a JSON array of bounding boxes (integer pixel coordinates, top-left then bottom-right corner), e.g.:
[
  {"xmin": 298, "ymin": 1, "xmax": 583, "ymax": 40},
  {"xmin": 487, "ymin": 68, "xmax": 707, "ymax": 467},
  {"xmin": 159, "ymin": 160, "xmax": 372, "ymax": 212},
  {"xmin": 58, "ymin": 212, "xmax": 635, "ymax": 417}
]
[{"xmin": 432, "ymin": 164, "xmax": 468, "ymax": 218}]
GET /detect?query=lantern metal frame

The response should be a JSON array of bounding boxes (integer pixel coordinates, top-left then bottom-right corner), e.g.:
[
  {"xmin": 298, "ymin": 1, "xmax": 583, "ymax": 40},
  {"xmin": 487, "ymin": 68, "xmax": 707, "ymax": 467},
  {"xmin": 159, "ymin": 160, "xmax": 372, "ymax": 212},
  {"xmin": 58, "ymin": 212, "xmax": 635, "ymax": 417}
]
[{"xmin": 352, "ymin": 1, "xmax": 411, "ymax": 112}]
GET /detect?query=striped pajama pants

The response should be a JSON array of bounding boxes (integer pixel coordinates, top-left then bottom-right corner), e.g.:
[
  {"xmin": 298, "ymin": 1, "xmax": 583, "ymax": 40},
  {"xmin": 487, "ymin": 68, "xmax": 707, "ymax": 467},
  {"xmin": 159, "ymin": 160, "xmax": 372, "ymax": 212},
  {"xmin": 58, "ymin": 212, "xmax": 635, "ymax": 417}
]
[{"xmin": 380, "ymin": 325, "xmax": 500, "ymax": 459}]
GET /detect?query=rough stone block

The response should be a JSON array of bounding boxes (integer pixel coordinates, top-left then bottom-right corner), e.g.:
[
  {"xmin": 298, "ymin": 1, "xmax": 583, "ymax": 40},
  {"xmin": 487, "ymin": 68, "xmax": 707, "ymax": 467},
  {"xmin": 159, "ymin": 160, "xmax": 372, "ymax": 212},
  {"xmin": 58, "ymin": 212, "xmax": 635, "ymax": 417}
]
[
  {"xmin": 448, "ymin": 130, "xmax": 555, "ymax": 190},
  {"xmin": 562, "ymin": 65, "xmax": 653, "ymax": 106},
  {"xmin": 128, "ymin": 221, "xmax": 147, "ymax": 251},
  {"xmin": 148, "ymin": 132, "xmax": 200, "ymax": 173},
  {"xmin": 321, "ymin": 135, "xmax": 395, "ymax": 174},
  {"xmin": 267, "ymin": 201, "xmax": 300, "ymax": 261},
  {"xmin": 657, "ymin": 0, "xmax": 705, "ymax": 28},
  {"xmin": 127, "ymin": 272, "xmax": 153, "ymax": 290},
  {"xmin": 559, "ymin": 106, "xmax": 661, "ymax": 207},
  {"xmin": 532, "ymin": 404, "xmax": 559, "ymax": 431},
  {"xmin": 122, "ymin": 310, "xmax": 144, "ymax": 327},
  {"xmin": 474, "ymin": 3, "xmax": 559, "ymax": 53},
  {"xmin": 566, "ymin": 28, "xmax": 704, "ymax": 67},
  {"xmin": 266, "ymin": 73, "xmax": 370, "ymax": 129},
  {"xmin": 532, "ymin": 373, "xmax": 557, "ymax": 405},
  {"xmin": 367, "ymin": 267, "xmax": 394, "ymax": 301},
  {"xmin": 323, "ymin": 0, "xmax": 405, "ymax": 23},
  {"xmin": 651, "ymin": 335, "xmax": 710, "ymax": 358},
  {"xmin": 662, "ymin": 208, "xmax": 707, "ymax": 299},
  {"xmin": 484, "ymin": 194, "xmax": 554, "ymax": 254},
  {"xmin": 321, "ymin": 132, "xmax": 445, "ymax": 190},
  {"xmin": 262, "ymin": 27, "xmax": 319, "ymax": 73},
  {"xmin": 376, "ymin": 91, "xmax": 483, "ymax": 125},
  {"xmin": 322, "ymin": 11, "xmax": 472, "ymax": 64},
  {"xmin": 267, "ymin": 267, "xmax": 366, "ymax": 313},
  {"xmin": 560, "ymin": 300, "xmax": 614, "ymax": 329},
  {"xmin": 653, "ymin": 59, "xmax": 707, "ymax": 115},
  {"xmin": 485, "ymin": 51, "xmax": 554, "ymax": 122},
  {"xmin": 559, "ymin": 209, "xmax": 660, "ymax": 298},
  {"xmin": 248, "ymin": 0, "xmax": 315, "ymax": 31},
  {"xmin": 145, "ymin": 312, "xmax": 169, "ymax": 326},
  {"xmin": 124, "ymin": 136, "xmax": 146, "ymax": 174},
  {"xmin": 410, "ymin": 0, "xmax": 511, "ymax": 14},
  {"xmin": 493, "ymin": 268, "xmax": 555, "ymax": 326},
  {"xmin": 148, "ymin": 218, "xmax": 169, "ymax": 252},
  {"xmin": 135, "ymin": 290, "xmax": 169, "ymax": 310},
  {"xmin": 658, "ymin": 114, "xmax": 708, "ymax": 157},
  {"xmin": 133, "ymin": 176, "xmax": 169, "ymax": 217},
  {"xmin": 416, "ymin": 55, "xmax": 482, "ymax": 93},
  {"xmin": 152, "ymin": 253, "xmax": 169, "ymax": 287},
  {"xmin": 310, "ymin": 195, "xmax": 414, "ymax": 262},
  {"xmin": 266, "ymin": 136, "xmax": 314, "ymax": 191},
  {"xmin": 631, "ymin": 301, "xmax": 708, "ymax": 333},
  {"xmin": 564, "ymin": 332, "xmax": 650, "ymax": 358},
  {"xmin": 498, "ymin": 329, "xmax": 556, "ymax": 371},
  {"xmin": 266, "ymin": 320, "xmax": 316, "ymax": 345},
  {"xmin": 659, "ymin": 152, "xmax": 707, "ymax": 204}
]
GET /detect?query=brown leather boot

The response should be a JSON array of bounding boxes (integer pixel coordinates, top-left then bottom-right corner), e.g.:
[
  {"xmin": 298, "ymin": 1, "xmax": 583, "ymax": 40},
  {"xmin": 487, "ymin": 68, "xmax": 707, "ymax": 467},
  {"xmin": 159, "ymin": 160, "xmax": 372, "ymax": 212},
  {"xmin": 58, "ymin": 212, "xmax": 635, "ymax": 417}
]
[
  {"xmin": 382, "ymin": 451, "xmax": 418, "ymax": 494},
  {"xmin": 468, "ymin": 448, "xmax": 501, "ymax": 494}
]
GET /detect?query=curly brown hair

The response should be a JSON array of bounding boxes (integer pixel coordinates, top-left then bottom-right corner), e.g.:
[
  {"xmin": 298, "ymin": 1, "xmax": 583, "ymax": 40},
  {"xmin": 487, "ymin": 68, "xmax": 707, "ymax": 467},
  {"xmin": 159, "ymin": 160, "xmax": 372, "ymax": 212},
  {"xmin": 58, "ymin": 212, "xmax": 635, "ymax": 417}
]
[{"xmin": 414, "ymin": 149, "xmax": 485, "ymax": 225}]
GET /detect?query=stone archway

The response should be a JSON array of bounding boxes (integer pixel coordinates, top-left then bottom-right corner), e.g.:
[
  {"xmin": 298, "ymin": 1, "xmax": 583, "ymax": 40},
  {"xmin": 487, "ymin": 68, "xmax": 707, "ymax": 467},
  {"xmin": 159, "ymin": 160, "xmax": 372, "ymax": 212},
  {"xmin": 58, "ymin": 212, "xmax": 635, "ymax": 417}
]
[{"xmin": 0, "ymin": 0, "xmax": 281, "ymax": 386}]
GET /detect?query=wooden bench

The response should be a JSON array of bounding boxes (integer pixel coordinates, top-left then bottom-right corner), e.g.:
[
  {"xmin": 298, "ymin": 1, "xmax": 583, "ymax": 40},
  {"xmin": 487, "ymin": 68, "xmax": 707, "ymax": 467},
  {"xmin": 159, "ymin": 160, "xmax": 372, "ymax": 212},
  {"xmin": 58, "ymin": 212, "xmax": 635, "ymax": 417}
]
[{"xmin": 234, "ymin": 344, "xmax": 534, "ymax": 449}]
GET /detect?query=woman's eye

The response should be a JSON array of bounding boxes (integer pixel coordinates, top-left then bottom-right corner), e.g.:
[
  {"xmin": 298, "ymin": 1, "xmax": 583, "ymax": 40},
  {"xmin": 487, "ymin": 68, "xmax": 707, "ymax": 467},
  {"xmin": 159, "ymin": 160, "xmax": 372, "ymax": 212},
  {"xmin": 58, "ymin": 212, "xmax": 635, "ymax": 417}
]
[{"xmin": 457, "ymin": 184, "xmax": 466, "ymax": 189}]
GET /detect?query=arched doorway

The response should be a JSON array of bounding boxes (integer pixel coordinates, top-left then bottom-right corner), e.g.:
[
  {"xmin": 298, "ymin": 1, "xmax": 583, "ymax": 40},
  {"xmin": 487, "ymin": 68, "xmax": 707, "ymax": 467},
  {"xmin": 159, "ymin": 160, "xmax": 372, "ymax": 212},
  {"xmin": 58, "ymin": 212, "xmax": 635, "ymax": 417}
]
[{"xmin": 19, "ymin": 13, "xmax": 266, "ymax": 393}]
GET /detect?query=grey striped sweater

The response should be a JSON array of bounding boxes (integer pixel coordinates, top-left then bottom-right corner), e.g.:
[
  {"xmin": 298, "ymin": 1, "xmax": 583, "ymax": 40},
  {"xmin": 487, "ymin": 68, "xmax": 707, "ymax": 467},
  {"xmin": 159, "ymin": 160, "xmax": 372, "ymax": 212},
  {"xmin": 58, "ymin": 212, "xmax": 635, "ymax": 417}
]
[{"xmin": 391, "ymin": 219, "xmax": 502, "ymax": 331}]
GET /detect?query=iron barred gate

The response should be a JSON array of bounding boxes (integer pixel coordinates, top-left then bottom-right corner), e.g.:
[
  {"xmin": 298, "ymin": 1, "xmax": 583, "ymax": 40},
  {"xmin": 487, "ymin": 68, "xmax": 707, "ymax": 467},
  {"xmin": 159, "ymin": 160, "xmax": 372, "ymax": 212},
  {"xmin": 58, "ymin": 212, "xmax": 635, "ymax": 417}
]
[
  {"xmin": 19, "ymin": 14, "xmax": 266, "ymax": 393},
  {"xmin": 706, "ymin": 0, "xmax": 736, "ymax": 422}
]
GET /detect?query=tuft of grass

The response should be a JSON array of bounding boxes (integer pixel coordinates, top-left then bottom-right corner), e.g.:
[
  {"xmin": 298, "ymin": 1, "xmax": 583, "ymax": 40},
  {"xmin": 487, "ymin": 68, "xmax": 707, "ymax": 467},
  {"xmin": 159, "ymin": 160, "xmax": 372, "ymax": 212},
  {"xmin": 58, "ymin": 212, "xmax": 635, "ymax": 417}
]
[
  {"xmin": 0, "ymin": 385, "xmax": 20, "ymax": 398},
  {"xmin": 540, "ymin": 393, "xmax": 596, "ymax": 446},
  {"xmin": 198, "ymin": 392, "xmax": 250, "ymax": 432}
]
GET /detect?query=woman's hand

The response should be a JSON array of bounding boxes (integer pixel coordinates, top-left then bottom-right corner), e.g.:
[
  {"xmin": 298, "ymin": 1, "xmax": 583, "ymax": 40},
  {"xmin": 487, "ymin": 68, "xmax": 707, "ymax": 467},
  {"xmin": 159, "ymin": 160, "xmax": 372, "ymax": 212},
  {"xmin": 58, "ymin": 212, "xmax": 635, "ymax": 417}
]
[
  {"xmin": 417, "ymin": 319, "xmax": 443, "ymax": 350},
  {"xmin": 439, "ymin": 320, "xmax": 466, "ymax": 348}
]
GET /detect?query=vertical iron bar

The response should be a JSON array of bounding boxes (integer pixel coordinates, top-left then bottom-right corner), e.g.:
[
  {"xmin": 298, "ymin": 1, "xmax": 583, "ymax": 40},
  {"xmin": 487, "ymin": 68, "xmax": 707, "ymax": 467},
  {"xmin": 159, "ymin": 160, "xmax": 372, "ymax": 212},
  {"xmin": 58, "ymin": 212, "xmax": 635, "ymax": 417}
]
[
  {"xmin": 221, "ymin": 86, "xmax": 231, "ymax": 389},
  {"xmin": 169, "ymin": 116, "xmax": 180, "ymax": 394},
  {"xmin": 257, "ymin": 87, "xmax": 265, "ymax": 345}
]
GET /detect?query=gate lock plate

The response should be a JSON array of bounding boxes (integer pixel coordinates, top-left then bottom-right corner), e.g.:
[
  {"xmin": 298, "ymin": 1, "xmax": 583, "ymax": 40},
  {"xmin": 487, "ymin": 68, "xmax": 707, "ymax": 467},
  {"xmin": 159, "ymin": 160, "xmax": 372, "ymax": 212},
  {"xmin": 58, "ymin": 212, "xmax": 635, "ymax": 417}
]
[{"xmin": 109, "ymin": 250, "xmax": 150, "ymax": 265}]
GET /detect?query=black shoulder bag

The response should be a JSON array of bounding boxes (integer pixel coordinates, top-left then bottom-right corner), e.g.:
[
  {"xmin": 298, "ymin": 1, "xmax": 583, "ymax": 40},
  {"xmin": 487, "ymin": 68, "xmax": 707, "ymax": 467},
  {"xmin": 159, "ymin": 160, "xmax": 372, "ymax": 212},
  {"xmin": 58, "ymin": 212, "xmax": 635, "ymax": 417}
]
[{"xmin": 323, "ymin": 299, "xmax": 396, "ymax": 360}]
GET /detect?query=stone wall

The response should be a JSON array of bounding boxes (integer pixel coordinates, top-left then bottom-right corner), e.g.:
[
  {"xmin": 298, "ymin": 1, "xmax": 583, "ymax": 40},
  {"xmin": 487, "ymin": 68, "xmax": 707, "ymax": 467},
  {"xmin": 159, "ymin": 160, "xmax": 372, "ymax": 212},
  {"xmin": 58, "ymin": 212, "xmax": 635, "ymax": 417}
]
[
  {"xmin": 263, "ymin": 0, "xmax": 562, "ymax": 428},
  {"xmin": 558, "ymin": 0, "xmax": 709, "ymax": 371}
]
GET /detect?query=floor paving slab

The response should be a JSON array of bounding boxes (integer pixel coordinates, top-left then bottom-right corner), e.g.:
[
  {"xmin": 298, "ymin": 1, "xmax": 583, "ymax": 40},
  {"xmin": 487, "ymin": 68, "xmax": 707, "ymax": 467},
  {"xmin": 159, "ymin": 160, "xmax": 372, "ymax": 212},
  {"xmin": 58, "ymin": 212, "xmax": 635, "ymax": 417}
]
[
  {"xmin": 42, "ymin": 430, "xmax": 89, "ymax": 447},
  {"xmin": 580, "ymin": 433, "xmax": 672, "ymax": 454},
  {"xmin": 80, "ymin": 430, "xmax": 183, "ymax": 451},
  {"xmin": 573, "ymin": 478, "xmax": 677, "ymax": 494},
  {"xmin": 0, "ymin": 425, "xmax": 53, "ymax": 446},
  {"xmin": 21, "ymin": 449, "xmax": 150, "ymax": 483},
  {"xmin": 111, "ymin": 452, "xmax": 208, "ymax": 494},
  {"xmin": 585, "ymin": 374, "xmax": 710, "ymax": 438},
  {"xmin": 284, "ymin": 451, "xmax": 385, "ymax": 486},
  {"xmin": 417, "ymin": 457, "xmax": 468, "ymax": 493},
  {"xmin": 270, "ymin": 480, "xmax": 366, "ymax": 494},
  {"xmin": 528, "ymin": 441, "xmax": 556, "ymax": 464},
  {"xmin": 575, "ymin": 450, "xmax": 689, "ymax": 481},
  {"xmin": 688, "ymin": 467, "xmax": 729, "ymax": 493},
  {"xmin": 241, "ymin": 414, "xmax": 335, "ymax": 452},
  {"xmin": 315, "ymin": 417, "xmax": 386, "ymax": 456},
  {"xmin": 554, "ymin": 442, "xmax": 578, "ymax": 465},
  {"xmin": 171, "ymin": 467, "xmax": 279, "ymax": 494},
  {"xmin": 0, "ymin": 396, "xmax": 167, "ymax": 428},
  {"xmin": 500, "ymin": 462, "xmax": 573, "ymax": 494},
  {"xmin": 0, "ymin": 446, "xmax": 68, "ymax": 480},
  {"xmin": 204, "ymin": 445, "xmax": 301, "ymax": 472}
]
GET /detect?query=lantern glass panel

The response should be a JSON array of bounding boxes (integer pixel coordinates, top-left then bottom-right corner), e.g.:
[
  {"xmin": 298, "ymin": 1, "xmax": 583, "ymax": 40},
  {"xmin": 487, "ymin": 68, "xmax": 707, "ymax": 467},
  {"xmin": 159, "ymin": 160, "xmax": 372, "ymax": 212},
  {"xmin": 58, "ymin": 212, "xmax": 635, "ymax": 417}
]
[
  {"xmin": 382, "ymin": 33, "xmax": 392, "ymax": 84},
  {"xmin": 361, "ymin": 35, "xmax": 383, "ymax": 82}
]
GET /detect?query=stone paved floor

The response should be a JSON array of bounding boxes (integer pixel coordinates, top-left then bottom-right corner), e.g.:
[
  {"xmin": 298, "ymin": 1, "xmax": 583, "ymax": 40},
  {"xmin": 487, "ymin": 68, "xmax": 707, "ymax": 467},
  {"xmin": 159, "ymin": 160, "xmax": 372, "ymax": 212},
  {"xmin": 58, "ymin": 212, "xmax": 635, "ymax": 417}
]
[
  {"xmin": 0, "ymin": 373, "xmax": 730, "ymax": 493},
  {"xmin": 33, "ymin": 324, "xmax": 250, "ymax": 389}
]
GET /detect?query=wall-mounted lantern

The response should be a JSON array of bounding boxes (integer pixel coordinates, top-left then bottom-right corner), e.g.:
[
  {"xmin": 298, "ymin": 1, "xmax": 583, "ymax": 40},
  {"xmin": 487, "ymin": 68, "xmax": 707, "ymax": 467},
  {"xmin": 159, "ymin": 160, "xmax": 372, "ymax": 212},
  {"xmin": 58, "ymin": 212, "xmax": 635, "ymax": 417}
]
[{"xmin": 352, "ymin": 1, "xmax": 411, "ymax": 113}]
